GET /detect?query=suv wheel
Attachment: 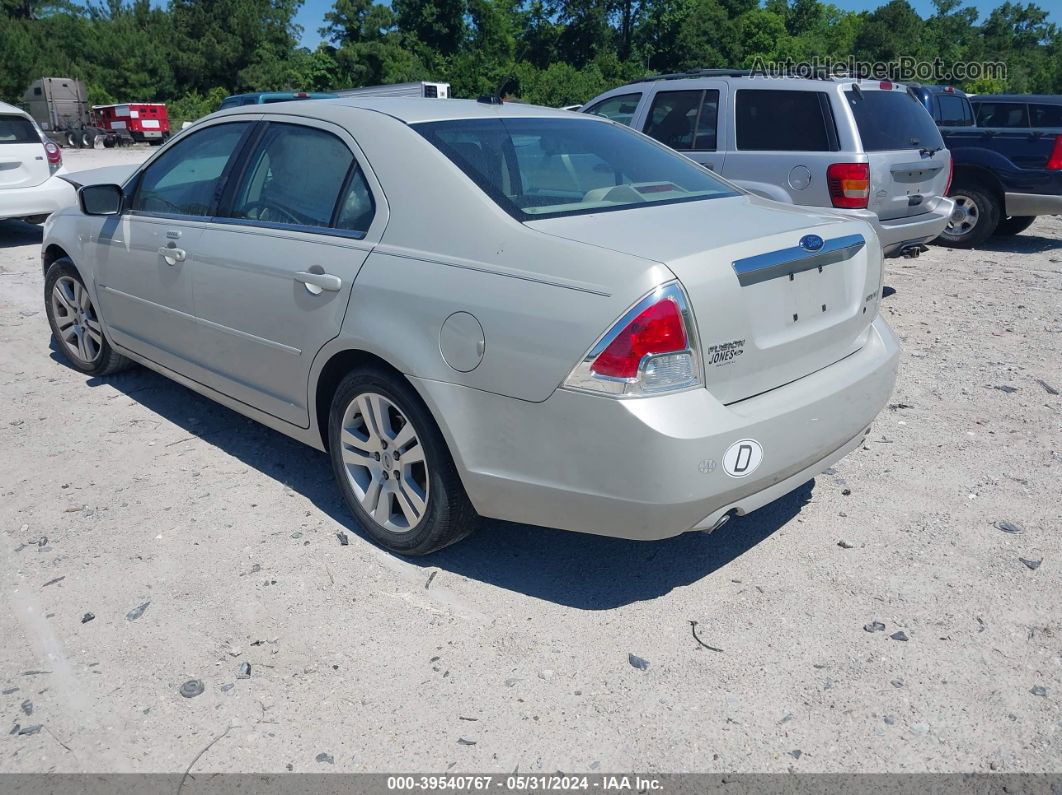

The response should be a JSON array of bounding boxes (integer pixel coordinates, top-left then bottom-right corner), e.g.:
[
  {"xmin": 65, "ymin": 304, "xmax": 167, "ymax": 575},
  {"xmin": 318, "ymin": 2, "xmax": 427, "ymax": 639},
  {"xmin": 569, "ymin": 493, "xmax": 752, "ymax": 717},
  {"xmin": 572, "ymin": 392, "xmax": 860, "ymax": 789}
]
[
  {"xmin": 993, "ymin": 215, "xmax": 1035, "ymax": 237},
  {"xmin": 935, "ymin": 185, "xmax": 1000, "ymax": 248},
  {"xmin": 328, "ymin": 369, "xmax": 478, "ymax": 556},
  {"xmin": 44, "ymin": 259, "xmax": 132, "ymax": 376}
]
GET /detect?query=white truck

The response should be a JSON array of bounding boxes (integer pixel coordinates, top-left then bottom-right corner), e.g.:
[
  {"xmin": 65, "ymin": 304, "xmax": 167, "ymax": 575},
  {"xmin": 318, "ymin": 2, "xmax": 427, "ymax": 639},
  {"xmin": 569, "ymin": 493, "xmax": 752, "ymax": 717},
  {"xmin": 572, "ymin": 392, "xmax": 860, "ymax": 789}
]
[{"xmin": 335, "ymin": 82, "xmax": 450, "ymax": 99}]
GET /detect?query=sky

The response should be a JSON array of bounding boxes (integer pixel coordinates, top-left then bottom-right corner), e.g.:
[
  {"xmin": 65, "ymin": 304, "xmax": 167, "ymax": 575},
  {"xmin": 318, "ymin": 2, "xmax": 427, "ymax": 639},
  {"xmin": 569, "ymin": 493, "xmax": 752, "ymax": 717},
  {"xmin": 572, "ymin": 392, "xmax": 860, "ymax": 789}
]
[{"xmin": 287, "ymin": 0, "xmax": 1059, "ymax": 50}]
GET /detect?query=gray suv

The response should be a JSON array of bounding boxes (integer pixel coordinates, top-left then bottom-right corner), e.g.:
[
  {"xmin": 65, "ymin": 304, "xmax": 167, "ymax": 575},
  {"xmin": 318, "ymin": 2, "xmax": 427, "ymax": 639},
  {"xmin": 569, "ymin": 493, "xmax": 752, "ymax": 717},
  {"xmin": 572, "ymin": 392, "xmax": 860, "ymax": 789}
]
[{"xmin": 582, "ymin": 70, "xmax": 955, "ymax": 258}]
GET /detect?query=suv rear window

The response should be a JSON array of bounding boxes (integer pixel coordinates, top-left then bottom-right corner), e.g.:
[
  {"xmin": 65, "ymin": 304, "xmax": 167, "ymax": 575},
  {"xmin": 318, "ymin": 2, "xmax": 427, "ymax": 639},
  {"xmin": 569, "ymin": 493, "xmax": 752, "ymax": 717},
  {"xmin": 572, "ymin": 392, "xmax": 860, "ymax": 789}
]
[
  {"xmin": 735, "ymin": 90, "xmax": 837, "ymax": 152},
  {"xmin": 644, "ymin": 90, "xmax": 719, "ymax": 151},
  {"xmin": 846, "ymin": 89, "xmax": 944, "ymax": 151},
  {"xmin": 416, "ymin": 117, "xmax": 735, "ymax": 221},
  {"xmin": 0, "ymin": 114, "xmax": 40, "ymax": 144}
]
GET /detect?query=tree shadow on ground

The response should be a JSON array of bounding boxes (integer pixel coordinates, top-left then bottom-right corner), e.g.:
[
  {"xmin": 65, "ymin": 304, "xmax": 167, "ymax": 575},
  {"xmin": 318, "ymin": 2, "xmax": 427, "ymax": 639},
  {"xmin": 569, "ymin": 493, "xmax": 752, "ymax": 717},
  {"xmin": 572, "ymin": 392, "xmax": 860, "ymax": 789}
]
[{"xmin": 64, "ymin": 356, "xmax": 812, "ymax": 610}]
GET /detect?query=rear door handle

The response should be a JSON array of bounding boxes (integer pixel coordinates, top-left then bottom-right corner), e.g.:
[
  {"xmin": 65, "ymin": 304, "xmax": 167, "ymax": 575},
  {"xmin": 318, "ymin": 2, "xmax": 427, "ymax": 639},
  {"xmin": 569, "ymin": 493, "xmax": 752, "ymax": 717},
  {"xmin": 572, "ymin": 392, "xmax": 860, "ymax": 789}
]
[
  {"xmin": 158, "ymin": 245, "xmax": 186, "ymax": 263},
  {"xmin": 295, "ymin": 271, "xmax": 342, "ymax": 295}
]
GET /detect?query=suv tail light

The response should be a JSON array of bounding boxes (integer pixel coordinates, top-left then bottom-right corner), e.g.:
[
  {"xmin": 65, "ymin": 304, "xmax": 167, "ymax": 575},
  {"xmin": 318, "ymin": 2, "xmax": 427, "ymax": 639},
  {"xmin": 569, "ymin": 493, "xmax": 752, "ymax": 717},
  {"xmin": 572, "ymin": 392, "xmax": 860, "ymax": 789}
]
[
  {"xmin": 43, "ymin": 140, "xmax": 62, "ymax": 171},
  {"xmin": 944, "ymin": 156, "xmax": 954, "ymax": 194},
  {"xmin": 1047, "ymin": 135, "xmax": 1062, "ymax": 171},
  {"xmin": 563, "ymin": 283, "xmax": 701, "ymax": 398},
  {"xmin": 827, "ymin": 162, "xmax": 870, "ymax": 209}
]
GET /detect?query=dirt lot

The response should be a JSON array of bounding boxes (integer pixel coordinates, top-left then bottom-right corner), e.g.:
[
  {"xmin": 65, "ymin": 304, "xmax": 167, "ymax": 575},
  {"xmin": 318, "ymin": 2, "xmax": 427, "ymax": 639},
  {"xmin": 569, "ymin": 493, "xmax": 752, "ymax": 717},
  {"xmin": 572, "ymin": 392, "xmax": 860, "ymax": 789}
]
[{"xmin": 1, "ymin": 146, "xmax": 1060, "ymax": 774}]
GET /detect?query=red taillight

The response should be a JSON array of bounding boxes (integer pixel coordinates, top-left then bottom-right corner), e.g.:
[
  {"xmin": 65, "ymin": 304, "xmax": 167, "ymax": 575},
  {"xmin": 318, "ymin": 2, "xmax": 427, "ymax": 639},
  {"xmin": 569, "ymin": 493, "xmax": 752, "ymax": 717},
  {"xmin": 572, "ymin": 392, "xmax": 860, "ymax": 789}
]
[
  {"xmin": 944, "ymin": 156, "xmax": 954, "ymax": 193},
  {"xmin": 592, "ymin": 297, "xmax": 687, "ymax": 379},
  {"xmin": 827, "ymin": 162, "xmax": 870, "ymax": 209},
  {"xmin": 44, "ymin": 141, "xmax": 62, "ymax": 166},
  {"xmin": 296, "ymin": 91, "xmax": 309, "ymax": 98},
  {"xmin": 1047, "ymin": 135, "xmax": 1062, "ymax": 170},
  {"xmin": 879, "ymin": 81, "xmax": 893, "ymax": 91}
]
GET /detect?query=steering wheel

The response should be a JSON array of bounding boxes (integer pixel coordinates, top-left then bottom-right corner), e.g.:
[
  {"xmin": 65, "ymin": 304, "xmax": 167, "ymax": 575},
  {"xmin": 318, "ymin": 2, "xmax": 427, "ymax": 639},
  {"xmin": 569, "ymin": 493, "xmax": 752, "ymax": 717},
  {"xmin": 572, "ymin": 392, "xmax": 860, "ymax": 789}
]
[{"xmin": 241, "ymin": 200, "xmax": 302, "ymax": 225}]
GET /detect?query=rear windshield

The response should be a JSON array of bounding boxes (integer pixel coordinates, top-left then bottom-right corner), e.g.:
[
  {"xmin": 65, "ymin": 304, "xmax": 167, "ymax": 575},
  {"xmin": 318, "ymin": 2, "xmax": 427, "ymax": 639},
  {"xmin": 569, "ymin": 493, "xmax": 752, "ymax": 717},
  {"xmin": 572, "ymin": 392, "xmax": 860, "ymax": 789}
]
[
  {"xmin": 0, "ymin": 114, "xmax": 40, "ymax": 144},
  {"xmin": 846, "ymin": 89, "xmax": 944, "ymax": 151},
  {"xmin": 415, "ymin": 117, "xmax": 736, "ymax": 221}
]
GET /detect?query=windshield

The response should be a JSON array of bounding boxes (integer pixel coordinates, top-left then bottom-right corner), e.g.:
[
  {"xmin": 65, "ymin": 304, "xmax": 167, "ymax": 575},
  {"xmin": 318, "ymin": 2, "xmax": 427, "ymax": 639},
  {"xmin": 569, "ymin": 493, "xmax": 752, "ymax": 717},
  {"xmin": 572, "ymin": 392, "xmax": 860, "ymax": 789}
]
[
  {"xmin": 846, "ymin": 89, "xmax": 944, "ymax": 151},
  {"xmin": 414, "ymin": 117, "xmax": 736, "ymax": 220}
]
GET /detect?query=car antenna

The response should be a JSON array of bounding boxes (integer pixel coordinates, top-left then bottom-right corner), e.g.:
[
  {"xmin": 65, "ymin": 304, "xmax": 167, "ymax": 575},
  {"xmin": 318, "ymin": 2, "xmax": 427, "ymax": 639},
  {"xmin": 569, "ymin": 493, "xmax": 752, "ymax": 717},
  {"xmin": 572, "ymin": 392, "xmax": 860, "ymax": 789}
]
[{"xmin": 851, "ymin": 83, "xmax": 863, "ymax": 99}]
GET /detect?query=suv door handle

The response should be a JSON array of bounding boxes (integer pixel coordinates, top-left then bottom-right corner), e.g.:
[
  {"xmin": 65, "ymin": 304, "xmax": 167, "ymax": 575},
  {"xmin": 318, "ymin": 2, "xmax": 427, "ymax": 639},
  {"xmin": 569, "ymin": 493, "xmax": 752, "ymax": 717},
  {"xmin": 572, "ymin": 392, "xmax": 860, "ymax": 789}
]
[
  {"xmin": 295, "ymin": 271, "xmax": 342, "ymax": 294},
  {"xmin": 158, "ymin": 245, "xmax": 186, "ymax": 263}
]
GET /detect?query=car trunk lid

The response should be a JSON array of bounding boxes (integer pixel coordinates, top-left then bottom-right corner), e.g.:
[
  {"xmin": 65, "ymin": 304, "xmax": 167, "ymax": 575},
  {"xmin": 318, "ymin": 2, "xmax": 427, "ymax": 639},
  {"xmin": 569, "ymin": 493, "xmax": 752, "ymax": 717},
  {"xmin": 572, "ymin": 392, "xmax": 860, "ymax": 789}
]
[{"xmin": 526, "ymin": 194, "xmax": 882, "ymax": 404}]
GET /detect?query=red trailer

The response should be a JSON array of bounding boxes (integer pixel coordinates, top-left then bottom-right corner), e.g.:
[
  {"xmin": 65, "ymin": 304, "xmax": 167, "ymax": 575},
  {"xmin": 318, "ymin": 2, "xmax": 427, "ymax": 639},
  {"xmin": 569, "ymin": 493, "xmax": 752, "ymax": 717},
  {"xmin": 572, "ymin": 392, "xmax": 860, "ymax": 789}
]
[{"xmin": 91, "ymin": 103, "xmax": 170, "ymax": 145}]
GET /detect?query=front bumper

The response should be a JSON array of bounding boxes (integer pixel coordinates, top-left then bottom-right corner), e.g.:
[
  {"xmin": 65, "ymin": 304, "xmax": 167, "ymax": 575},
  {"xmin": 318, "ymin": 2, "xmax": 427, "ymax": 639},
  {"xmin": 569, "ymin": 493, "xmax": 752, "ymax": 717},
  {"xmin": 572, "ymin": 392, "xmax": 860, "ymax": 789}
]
[
  {"xmin": 838, "ymin": 198, "xmax": 955, "ymax": 257},
  {"xmin": 0, "ymin": 174, "xmax": 77, "ymax": 221},
  {"xmin": 415, "ymin": 315, "xmax": 901, "ymax": 541}
]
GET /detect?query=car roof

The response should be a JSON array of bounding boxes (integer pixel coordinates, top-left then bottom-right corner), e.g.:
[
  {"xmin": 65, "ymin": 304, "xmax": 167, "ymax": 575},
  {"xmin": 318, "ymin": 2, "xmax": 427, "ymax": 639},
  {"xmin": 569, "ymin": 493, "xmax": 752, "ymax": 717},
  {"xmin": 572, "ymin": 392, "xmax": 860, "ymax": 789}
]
[
  {"xmin": 212, "ymin": 97, "xmax": 591, "ymax": 125},
  {"xmin": 0, "ymin": 99, "xmax": 30, "ymax": 117},
  {"xmin": 970, "ymin": 94, "xmax": 1062, "ymax": 104}
]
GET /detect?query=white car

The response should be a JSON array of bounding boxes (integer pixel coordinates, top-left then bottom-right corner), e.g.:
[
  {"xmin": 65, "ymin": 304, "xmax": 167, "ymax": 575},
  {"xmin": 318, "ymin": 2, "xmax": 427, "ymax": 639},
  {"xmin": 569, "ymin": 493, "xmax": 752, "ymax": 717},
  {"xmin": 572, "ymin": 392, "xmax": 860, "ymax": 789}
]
[{"xmin": 0, "ymin": 100, "xmax": 73, "ymax": 224}]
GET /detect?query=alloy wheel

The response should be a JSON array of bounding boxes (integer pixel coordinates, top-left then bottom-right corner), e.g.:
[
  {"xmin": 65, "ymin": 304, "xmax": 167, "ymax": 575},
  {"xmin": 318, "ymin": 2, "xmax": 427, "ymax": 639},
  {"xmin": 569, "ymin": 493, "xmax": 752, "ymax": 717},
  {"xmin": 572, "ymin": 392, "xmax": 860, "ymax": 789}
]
[
  {"xmin": 339, "ymin": 392, "xmax": 429, "ymax": 533},
  {"xmin": 50, "ymin": 276, "xmax": 103, "ymax": 364},
  {"xmin": 946, "ymin": 194, "xmax": 979, "ymax": 238}
]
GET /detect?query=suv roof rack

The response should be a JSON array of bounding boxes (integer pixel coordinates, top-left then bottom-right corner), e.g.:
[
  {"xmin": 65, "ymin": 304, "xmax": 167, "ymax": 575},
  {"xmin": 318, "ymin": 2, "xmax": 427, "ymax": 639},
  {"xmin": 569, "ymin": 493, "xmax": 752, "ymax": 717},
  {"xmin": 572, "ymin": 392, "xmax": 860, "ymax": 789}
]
[{"xmin": 631, "ymin": 67, "xmax": 835, "ymax": 84}]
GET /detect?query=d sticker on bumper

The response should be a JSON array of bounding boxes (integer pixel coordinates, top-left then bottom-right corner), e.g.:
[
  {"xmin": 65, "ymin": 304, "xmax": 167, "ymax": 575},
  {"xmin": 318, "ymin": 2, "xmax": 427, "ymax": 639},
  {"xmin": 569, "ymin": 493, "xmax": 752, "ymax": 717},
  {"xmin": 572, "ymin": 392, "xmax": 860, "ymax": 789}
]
[{"xmin": 723, "ymin": 439, "xmax": 763, "ymax": 478}]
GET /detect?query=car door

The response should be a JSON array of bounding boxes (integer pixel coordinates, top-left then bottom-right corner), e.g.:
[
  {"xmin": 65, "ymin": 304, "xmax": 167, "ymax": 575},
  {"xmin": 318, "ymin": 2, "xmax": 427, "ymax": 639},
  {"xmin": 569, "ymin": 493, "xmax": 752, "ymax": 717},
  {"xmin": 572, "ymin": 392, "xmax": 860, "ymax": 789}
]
[
  {"xmin": 189, "ymin": 118, "xmax": 384, "ymax": 427},
  {"xmin": 640, "ymin": 83, "xmax": 728, "ymax": 172},
  {"xmin": 94, "ymin": 120, "xmax": 255, "ymax": 374}
]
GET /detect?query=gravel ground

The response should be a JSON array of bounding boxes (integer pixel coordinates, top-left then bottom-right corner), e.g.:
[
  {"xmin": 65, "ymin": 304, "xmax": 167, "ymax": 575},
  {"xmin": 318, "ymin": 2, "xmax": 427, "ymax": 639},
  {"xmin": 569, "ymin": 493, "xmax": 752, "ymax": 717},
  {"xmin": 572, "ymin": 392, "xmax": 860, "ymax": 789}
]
[{"xmin": 1, "ymin": 147, "xmax": 1060, "ymax": 774}]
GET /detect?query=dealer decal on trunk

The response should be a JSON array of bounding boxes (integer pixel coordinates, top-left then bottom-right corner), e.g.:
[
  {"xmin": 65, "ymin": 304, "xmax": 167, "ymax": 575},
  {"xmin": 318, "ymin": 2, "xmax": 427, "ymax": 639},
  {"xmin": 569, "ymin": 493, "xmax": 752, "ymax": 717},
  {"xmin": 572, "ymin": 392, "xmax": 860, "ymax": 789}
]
[
  {"xmin": 723, "ymin": 439, "xmax": 763, "ymax": 478},
  {"xmin": 706, "ymin": 338, "xmax": 745, "ymax": 366}
]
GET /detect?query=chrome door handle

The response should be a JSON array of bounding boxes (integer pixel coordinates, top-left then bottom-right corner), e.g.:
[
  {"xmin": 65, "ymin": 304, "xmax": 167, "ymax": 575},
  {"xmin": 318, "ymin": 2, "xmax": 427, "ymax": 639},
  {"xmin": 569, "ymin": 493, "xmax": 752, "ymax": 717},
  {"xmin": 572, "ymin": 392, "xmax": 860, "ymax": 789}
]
[
  {"xmin": 295, "ymin": 271, "xmax": 342, "ymax": 294},
  {"xmin": 158, "ymin": 246, "xmax": 186, "ymax": 263}
]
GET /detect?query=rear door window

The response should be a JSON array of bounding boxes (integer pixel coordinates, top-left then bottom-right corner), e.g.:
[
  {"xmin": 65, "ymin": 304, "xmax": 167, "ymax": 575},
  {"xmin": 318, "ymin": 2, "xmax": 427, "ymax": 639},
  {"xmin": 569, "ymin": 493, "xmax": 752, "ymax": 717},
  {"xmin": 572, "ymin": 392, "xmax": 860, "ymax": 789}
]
[
  {"xmin": 1029, "ymin": 103, "xmax": 1062, "ymax": 127},
  {"xmin": 583, "ymin": 93, "xmax": 642, "ymax": 126},
  {"xmin": 643, "ymin": 89, "xmax": 719, "ymax": 151},
  {"xmin": 225, "ymin": 123, "xmax": 355, "ymax": 229},
  {"xmin": 845, "ymin": 89, "xmax": 944, "ymax": 151},
  {"xmin": 735, "ymin": 90, "xmax": 837, "ymax": 151},
  {"xmin": 131, "ymin": 122, "xmax": 251, "ymax": 217},
  {"xmin": 935, "ymin": 94, "xmax": 974, "ymax": 126},
  {"xmin": 0, "ymin": 114, "xmax": 40, "ymax": 144},
  {"xmin": 974, "ymin": 102, "xmax": 1030, "ymax": 128}
]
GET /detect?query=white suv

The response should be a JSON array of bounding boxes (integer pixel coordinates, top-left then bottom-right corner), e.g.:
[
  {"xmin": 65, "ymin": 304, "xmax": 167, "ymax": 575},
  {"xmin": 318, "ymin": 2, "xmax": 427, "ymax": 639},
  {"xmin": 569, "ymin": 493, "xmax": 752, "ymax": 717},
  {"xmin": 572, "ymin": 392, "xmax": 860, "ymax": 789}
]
[{"xmin": 0, "ymin": 100, "xmax": 73, "ymax": 224}]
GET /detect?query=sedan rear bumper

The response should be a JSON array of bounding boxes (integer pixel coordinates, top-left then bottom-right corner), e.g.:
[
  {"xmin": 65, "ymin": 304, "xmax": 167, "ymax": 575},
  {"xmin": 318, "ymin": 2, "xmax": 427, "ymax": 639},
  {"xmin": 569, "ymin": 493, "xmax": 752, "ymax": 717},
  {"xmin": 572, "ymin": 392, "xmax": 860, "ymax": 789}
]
[
  {"xmin": 0, "ymin": 175, "xmax": 76, "ymax": 221},
  {"xmin": 415, "ymin": 315, "xmax": 900, "ymax": 541}
]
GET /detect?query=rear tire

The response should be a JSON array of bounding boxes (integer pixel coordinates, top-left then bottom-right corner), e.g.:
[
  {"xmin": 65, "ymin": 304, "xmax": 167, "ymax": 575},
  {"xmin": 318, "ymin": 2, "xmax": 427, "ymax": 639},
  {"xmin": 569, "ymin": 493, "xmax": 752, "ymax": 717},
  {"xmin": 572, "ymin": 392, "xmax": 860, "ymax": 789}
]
[
  {"xmin": 80, "ymin": 131, "xmax": 94, "ymax": 148},
  {"xmin": 65, "ymin": 131, "xmax": 79, "ymax": 149},
  {"xmin": 44, "ymin": 258, "xmax": 133, "ymax": 376},
  {"xmin": 328, "ymin": 369, "xmax": 478, "ymax": 556},
  {"xmin": 993, "ymin": 215, "xmax": 1036, "ymax": 237},
  {"xmin": 934, "ymin": 185, "xmax": 1000, "ymax": 248}
]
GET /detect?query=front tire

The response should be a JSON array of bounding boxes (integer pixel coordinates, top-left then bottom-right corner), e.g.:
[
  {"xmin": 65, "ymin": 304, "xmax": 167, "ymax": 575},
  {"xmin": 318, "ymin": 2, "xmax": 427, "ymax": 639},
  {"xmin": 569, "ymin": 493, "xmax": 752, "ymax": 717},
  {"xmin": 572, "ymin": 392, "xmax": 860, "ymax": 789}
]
[
  {"xmin": 44, "ymin": 259, "xmax": 132, "ymax": 376},
  {"xmin": 993, "ymin": 215, "xmax": 1035, "ymax": 237},
  {"xmin": 328, "ymin": 369, "xmax": 478, "ymax": 556},
  {"xmin": 934, "ymin": 185, "xmax": 1000, "ymax": 248}
]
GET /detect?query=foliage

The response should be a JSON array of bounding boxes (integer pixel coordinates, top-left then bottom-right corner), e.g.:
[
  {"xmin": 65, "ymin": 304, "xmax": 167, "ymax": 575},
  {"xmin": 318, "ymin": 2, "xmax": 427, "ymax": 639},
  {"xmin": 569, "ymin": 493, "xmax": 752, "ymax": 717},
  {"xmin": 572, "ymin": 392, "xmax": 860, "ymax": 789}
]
[{"xmin": 2, "ymin": 0, "xmax": 1061, "ymax": 114}]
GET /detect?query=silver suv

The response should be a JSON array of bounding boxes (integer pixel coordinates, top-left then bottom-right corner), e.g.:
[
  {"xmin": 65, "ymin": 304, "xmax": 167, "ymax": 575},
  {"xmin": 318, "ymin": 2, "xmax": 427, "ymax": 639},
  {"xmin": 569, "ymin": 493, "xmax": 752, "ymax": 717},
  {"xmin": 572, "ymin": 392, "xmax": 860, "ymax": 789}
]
[{"xmin": 582, "ymin": 70, "xmax": 955, "ymax": 258}]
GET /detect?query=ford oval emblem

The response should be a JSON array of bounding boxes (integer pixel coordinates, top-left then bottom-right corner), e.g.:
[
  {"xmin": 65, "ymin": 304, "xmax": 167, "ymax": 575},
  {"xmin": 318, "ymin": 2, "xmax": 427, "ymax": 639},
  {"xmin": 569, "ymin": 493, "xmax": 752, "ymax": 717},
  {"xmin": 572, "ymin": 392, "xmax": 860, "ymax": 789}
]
[{"xmin": 800, "ymin": 234, "xmax": 824, "ymax": 252}]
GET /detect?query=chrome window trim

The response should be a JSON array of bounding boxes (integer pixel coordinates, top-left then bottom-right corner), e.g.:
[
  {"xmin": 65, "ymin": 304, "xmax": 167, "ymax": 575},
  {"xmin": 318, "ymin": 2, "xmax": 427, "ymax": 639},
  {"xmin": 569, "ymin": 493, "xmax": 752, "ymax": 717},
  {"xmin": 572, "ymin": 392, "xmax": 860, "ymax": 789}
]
[{"xmin": 731, "ymin": 233, "xmax": 865, "ymax": 287}]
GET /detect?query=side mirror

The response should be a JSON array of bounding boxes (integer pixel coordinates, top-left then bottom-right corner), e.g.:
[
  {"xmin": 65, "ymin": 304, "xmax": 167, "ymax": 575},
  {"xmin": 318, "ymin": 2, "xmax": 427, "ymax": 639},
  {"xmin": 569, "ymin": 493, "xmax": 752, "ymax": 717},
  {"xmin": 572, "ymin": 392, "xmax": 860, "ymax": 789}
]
[{"xmin": 79, "ymin": 184, "xmax": 124, "ymax": 216}]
